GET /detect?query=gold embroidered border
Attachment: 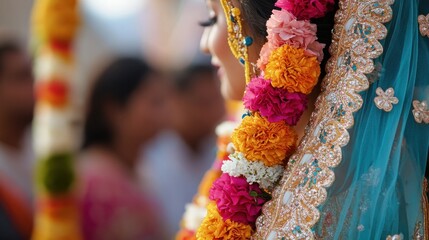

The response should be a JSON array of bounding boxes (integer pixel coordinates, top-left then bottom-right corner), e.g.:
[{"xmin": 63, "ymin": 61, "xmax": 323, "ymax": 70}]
[
  {"xmin": 424, "ymin": 178, "xmax": 428, "ymax": 240},
  {"xmin": 253, "ymin": 0, "xmax": 394, "ymax": 239}
]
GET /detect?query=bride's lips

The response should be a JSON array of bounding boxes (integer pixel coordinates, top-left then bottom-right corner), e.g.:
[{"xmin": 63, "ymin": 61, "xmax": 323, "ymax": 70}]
[
  {"xmin": 216, "ymin": 67, "xmax": 225, "ymax": 78},
  {"xmin": 211, "ymin": 61, "xmax": 224, "ymax": 78}
]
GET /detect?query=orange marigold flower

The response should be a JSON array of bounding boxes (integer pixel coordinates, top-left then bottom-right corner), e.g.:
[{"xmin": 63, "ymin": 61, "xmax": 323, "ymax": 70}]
[
  {"xmin": 231, "ymin": 114, "xmax": 297, "ymax": 167},
  {"xmin": 196, "ymin": 202, "xmax": 252, "ymax": 240},
  {"xmin": 264, "ymin": 44, "xmax": 320, "ymax": 95}
]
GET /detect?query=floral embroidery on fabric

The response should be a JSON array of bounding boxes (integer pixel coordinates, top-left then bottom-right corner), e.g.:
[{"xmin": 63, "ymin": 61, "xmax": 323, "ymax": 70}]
[
  {"xmin": 254, "ymin": 0, "xmax": 395, "ymax": 238},
  {"xmin": 374, "ymin": 87, "xmax": 399, "ymax": 112},
  {"xmin": 412, "ymin": 100, "xmax": 429, "ymax": 124},
  {"xmin": 418, "ymin": 14, "xmax": 429, "ymax": 37},
  {"xmin": 386, "ymin": 234, "xmax": 404, "ymax": 240},
  {"xmin": 314, "ymin": 166, "xmax": 382, "ymax": 238}
]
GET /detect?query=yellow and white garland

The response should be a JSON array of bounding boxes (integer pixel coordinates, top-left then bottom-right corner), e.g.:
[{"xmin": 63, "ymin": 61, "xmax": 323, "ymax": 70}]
[{"xmin": 31, "ymin": 0, "xmax": 82, "ymax": 239}]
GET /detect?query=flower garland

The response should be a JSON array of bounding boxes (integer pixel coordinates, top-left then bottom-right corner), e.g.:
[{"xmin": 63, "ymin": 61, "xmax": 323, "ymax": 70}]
[
  {"xmin": 221, "ymin": 152, "xmax": 284, "ymax": 190},
  {"xmin": 31, "ymin": 0, "xmax": 82, "ymax": 239},
  {"xmin": 196, "ymin": 0, "xmax": 335, "ymax": 239}
]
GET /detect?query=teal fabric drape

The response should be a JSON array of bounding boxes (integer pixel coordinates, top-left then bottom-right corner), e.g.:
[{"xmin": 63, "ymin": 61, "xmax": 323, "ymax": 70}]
[{"xmin": 314, "ymin": 0, "xmax": 429, "ymax": 239}]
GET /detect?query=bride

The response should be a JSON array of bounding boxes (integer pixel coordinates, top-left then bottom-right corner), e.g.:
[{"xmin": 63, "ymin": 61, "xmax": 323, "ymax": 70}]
[{"xmin": 178, "ymin": 0, "xmax": 429, "ymax": 239}]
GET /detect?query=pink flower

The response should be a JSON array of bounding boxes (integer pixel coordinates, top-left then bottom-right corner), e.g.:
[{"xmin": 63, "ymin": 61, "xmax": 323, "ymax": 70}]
[
  {"xmin": 257, "ymin": 43, "xmax": 275, "ymax": 71},
  {"xmin": 243, "ymin": 77, "xmax": 308, "ymax": 125},
  {"xmin": 209, "ymin": 173, "xmax": 268, "ymax": 226},
  {"xmin": 257, "ymin": 10, "xmax": 325, "ymax": 69},
  {"xmin": 275, "ymin": 0, "xmax": 335, "ymax": 20},
  {"xmin": 267, "ymin": 10, "xmax": 317, "ymax": 47}
]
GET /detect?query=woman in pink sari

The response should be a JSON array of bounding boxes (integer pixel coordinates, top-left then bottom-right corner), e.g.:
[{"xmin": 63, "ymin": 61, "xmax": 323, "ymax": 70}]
[{"xmin": 78, "ymin": 57, "xmax": 168, "ymax": 240}]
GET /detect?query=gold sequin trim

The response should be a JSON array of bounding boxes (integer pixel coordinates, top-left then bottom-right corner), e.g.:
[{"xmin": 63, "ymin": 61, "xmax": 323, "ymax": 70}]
[
  {"xmin": 423, "ymin": 178, "xmax": 428, "ymax": 240},
  {"xmin": 253, "ymin": 0, "xmax": 394, "ymax": 239},
  {"xmin": 413, "ymin": 222, "xmax": 423, "ymax": 240}
]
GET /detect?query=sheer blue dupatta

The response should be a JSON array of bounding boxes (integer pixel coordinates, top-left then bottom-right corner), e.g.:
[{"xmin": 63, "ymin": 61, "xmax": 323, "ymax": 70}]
[{"xmin": 314, "ymin": 0, "xmax": 429, "ymax": 239}]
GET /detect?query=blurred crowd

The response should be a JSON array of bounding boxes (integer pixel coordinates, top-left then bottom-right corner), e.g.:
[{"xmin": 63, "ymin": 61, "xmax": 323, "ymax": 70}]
[
  {"xmin": 0, "ymin": 0, "xmax": 229, "ymax": 237},
  {"xmin": 0, "ymin": 36, "xmax": 34, "ymax": 239},
  {"xmin": 0, "ymin": 34, "xmax": 226, "ymax": 239}
]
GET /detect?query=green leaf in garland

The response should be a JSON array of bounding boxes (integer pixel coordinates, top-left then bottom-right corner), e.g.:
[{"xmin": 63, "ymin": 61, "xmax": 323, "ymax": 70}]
[
  {"xmin": 36, "ymin": 152, "xmax": 75, "ymax": 194},
  {"xmin": 249, "ymin": 190, "xmax": 259, "ymax": 197}
]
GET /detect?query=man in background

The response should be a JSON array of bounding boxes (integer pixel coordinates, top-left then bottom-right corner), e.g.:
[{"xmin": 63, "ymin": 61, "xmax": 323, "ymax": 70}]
[
  {"xmin": 0, "ymin": 36, "xmax": 34, "ymax": 239},
  {"xmin": 140, "ymin": 64, "xmax": 225, "ymax": 238}
]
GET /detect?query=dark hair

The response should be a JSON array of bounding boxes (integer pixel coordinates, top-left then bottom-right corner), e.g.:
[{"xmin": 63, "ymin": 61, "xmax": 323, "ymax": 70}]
[
  {"xmin": 82, "ymin": 57, "xmax": 155, "ymax": 149},
  {"xmin": 0, "ymin": 39, "xmax": 21, "ymax": 73},
  {"xmin": 174, "ymin": 64, "xmax": 215, "ymax": 92},
  {"xmin": 241, "ymin": 0, "xmax": 339, "ymax": 70},
  {"xmin": 310, "ymin": 3, "xmax": 339, "ymax": 76},
  {"xmin": 240, "ymin": 0, "xmax": 279, "ymax": 43}
]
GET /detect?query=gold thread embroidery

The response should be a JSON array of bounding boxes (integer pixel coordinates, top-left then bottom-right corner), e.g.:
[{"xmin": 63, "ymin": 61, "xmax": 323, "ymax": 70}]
[
  {"xmin": 414, "ymin": 222, "xmax": 423, "ymax": 240},
  {"xmin": 253, "ymin": 0, "xmax": 394, "ymax": 239}
]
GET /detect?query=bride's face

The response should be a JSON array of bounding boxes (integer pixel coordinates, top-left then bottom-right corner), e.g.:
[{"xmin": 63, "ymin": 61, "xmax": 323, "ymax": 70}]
[{"xmin": 200, "ymin": 0, "xmax": 246, "ymax": 100}]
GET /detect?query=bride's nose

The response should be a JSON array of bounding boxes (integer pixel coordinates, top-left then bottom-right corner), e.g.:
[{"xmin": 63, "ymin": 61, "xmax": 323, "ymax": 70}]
[{"xmin": 200, "ymin": 28, "xmax": 210, "ymax": 54}]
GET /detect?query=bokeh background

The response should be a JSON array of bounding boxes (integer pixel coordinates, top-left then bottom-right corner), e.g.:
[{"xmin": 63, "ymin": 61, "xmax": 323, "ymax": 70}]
[{"xmin": 0, "ymin": 0, "xmax": 241, "ymax": 239}]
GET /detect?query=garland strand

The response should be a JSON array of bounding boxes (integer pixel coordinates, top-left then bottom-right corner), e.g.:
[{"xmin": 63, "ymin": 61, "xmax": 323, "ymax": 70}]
[
  {"xmin": 31, "ymin": 0, "xmax": 82, "ymax": 239},
  {"xmin": 196, "ymin": 0, "xmax": 335, "ymax": 238}
]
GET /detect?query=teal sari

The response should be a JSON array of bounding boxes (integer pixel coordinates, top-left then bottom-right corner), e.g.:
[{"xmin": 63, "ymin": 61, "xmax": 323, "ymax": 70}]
[
  {"xmin": 254, "ymin": 0, "xmax": 429, "ymax": 239},
  {"xmin": 315, "ymin": 0, "xmax": 429, "ymax": 238}
]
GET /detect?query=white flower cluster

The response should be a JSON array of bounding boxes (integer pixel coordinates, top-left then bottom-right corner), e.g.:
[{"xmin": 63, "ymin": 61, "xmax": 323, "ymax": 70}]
[
  {"xmin": 33, "ymin": 52, "xmax": 81, "ymax": 157},
  {"xmin": 221, "ymin": 152, "xmax": 284, "ymax": 190},
  {"xmin": 182, "ymin": 203, "xmax": 207, "ymax": 231},
  {"xmin": 33, "ymin": 105, "xmax": 80, "ymax": 157},
  {"xmin": 35, "ymin": 53, "xmax": 73, "ymax": 80}
]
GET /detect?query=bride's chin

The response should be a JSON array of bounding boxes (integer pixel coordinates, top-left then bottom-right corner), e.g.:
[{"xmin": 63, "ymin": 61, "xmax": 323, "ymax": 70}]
[{"xmin": 221, "ymin": 83, "xmax": 244, "ymax": 101}]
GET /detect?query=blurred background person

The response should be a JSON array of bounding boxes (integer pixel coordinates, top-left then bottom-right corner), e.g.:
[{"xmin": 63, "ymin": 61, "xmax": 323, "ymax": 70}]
[
  {"xmin": 171, "ymin": 65, "xmax": 225, "ymax": 152},
  {"xmin": 0, "ymin": 36, "xmax": 34, "ymax": 240},
  {"xmin": 1, "ymin": 1, "xmax": 233, "ymax": 239},
  {"xmin": 78, "ymin": 57, "xmax": 168, "ymax": 240},
  {"xmin": 140, "ymin": 64, "xmax": 225, "ymax": 238}
]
